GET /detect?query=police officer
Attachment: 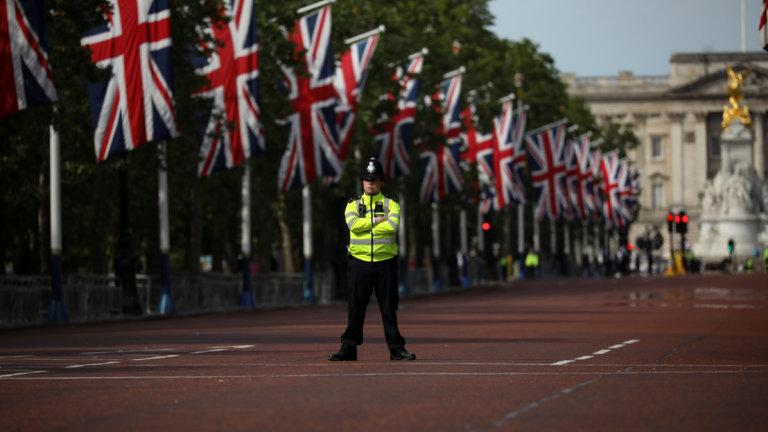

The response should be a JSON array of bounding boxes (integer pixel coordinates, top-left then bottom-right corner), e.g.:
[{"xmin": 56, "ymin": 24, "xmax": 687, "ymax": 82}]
[{"xmin": 328, "ymin": 158, "xmax": 416, "ymax": 361}]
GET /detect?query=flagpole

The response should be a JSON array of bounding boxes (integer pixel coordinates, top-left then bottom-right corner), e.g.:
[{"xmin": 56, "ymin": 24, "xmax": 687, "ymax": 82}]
[
  {"xmin": 533, "ymin": 212, "xmax": 540, "ymax": 253},
  {"xmin": 344, "ymin": 25, "xmax": 385, "ymax": 45},
  {"xmin": 398, "ymin": 192, "xmax": 409, "ymax": 295},
  {"xmin": 525, "ymin": 118, "xmax": 569, "ymax": 137},
  {"xmin": 157, "ymin": 141, "xmax": 175, "ymax": 315},
  {"xmin": 477, "ymin": 201, "xmax": 485, "ymax": 253},
  {"xmin": 459, "ymin": 207, "xmax": 468, "ymax": 287},
  {"xmin": 563, "ymin": 222, "xmax": 571, "ymax": 275},
  {"xmin": 240, "ymin": 163, "xmax": 255, "ymax": 308},
  {"xmin": 47, "ymin": 125, "xmax": 67, "ymax": 322},
  {"xmin": 302, "ymin": 184, "xmax": 316, "ymax": 303},
  {"xmin": 431, "ymin": 202, "xmax": 442, "ymax": 292},
  {"xmin": 549, "ymin": 218, "xmax": 557, "ymax": 273},
  {"xmin": 297, "ymin": 0, "xmax": 335, "ymax": 14},
  {"xmin": 517, "ymin": 203, "xmax": 524, "ymax": 270}
]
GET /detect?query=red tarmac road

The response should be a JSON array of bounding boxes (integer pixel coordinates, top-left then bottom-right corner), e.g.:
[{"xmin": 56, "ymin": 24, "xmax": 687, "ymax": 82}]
[{"xmin": 1, "ymin": 273, "xmax": 767, "ymax": 431}]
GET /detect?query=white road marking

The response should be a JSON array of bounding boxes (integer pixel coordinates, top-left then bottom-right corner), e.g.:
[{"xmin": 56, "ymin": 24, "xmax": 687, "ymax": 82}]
[
  {"xmin": 65, "ymin": 362, "xmax": 120, "ymax": 369},
  {"xmin": 232, "ymin": 345, "xmax": 254, "ymax": 349},
  {"xmin": 132, "ymin": 355, "xmax": 179, "ymax": 362},
  {"xmin": 0, "ymin": 370, "xmax": 47, "ymax": 378},
  {"xmin": 191, "ymin": 349, "xmax": 228, "ymax": 355},
  {"xmin": 551, "ymin": 340, "xmax": 640, "ymax": 366},
  {"xmin": 2, "ymin": 370, "xmax": 765, "ymax": 381},
  {"xmin": 81, "ymin": 349, "xmax": 176, "ymax": 355}
]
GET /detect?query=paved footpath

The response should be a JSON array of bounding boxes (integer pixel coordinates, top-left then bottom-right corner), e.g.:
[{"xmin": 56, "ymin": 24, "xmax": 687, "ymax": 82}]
[{"xmin": 1, "ymin": 273, "xmax": 767, "ymax": 431}]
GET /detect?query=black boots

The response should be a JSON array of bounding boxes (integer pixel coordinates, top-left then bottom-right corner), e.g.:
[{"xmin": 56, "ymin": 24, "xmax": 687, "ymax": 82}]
[
  {"xmin": 328, "ymin": 345, "xmax": 357, "ymax": 361},
  {"xmin": 389, "ymin": 348, "xmax": 416, "ymax": 361},
  {"xmin": 328, "ymin": 345, "xmax": 416, "ymax": 361}
]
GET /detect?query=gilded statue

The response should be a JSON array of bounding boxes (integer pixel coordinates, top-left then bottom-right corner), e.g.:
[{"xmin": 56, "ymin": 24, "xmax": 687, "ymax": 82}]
[{"xmin": 721, "ymin": 66, "xmax": 752, "ymax": 129}]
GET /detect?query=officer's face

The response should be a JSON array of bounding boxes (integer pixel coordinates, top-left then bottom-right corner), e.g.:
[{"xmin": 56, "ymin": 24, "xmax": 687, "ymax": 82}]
[{"xmin": 362, "ymin": 178, "xmax": 382, "ymax": 195}]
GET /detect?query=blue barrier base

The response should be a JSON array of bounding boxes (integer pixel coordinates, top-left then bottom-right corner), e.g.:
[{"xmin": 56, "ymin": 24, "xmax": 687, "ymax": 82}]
[
  {"xmin": 46, "ymin": 300, "xmax": 68, "ymax": 323},
  {"xmin": 159, "ymin": 292, "xmax": 176, "ymax": 315}
]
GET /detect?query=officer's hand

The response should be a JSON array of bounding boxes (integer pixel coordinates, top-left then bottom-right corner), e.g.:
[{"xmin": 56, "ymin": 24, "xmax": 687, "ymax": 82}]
[{"xmin": 373, "ymin": 216, "xmax": 388, "ymax": 225}]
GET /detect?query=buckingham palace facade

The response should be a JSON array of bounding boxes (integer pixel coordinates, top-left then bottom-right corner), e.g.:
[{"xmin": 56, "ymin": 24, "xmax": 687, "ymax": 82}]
[{"xmin": 562, "ymin": 52, "xmax": 768, "ymax": 249}]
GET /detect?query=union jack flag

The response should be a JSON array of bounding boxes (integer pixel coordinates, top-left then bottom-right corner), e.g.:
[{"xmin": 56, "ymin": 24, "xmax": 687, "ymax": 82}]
[
  {"xmin": 525, "ymin": 119, "xmax": 570, "ymax": 220},
  {"xmin": 492, "ymin": 100, "xmax": 527, "ymax": 209},
  {"xmin": 0, "ymin": 0, "xmax": 57, "ymax": 118},
  {"xmin": 565, "ymin": 134, "xmax": 594, "ymax": 220},
  {"xmin": 334, "ymin": 29, "xmax": 380, "ymax": 163},
  {"xmin": 277, "ymin": 4, "xmax": 340, "ymax": 192},
  {"xmin": 586, "ymin": 146, "xmax": 603, "ymax": 222},
  {"xmin": 617, "ymin": 159, "xmax": 639, "ymax": 225},
  {"xmin": 376, "ymin": 51, "xmax": 424, "ymax": 180},
  {"xmin": 81, "ymin": 0, "xmax": 179, "ymax": 162},
  {"xmin": 418, "ymin": 71, "xmax": 464, "ymax": 203},
  {"xmin": 435, "ymin": 73, "xmax": 463, "ymax": 146},
  {"xmin": 459, "ymin": 101, "xmax": 494, "ymax": 185},
  {"xmin": 599, "ymin": 150, "xmax": 625, "ymax": 229},
  {"xmin": 194, "ymin": 0, "xmax": 263, "ymax": 177},
  {"xmin": 418, "ymin": 142, "xmax": 463, "ymax": 204}
]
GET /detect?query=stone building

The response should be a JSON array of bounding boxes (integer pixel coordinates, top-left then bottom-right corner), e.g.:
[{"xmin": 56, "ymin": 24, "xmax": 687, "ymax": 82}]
[{"xmin": 562, "ymin": 52, "xmax": 768, "ymax": 252}]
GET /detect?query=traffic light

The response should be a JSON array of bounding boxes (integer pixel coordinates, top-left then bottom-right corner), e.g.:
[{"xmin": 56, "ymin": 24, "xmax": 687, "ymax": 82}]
[
  {"xmin": 481, "ymin": 221, "xmax": 491, "ymax": 232},
  {"xmin": 666, "ymin": 212, "xmax": 674, "ymax": 232},
  {"xmin": 727, "ymin": 238, "xmax": 735, "ymax": 255},
  {"xmin": 676, "ymin": 210, "xmax": 688, "ymax": 234}
]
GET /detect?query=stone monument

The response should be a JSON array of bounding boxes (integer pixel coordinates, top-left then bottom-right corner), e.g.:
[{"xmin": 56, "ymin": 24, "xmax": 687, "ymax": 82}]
[{"xmin": 694, "ymin": 66, "xmax": 768, "ymax": 258}]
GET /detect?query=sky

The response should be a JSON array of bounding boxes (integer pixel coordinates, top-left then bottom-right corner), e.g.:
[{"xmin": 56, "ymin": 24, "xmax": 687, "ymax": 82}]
[{"xmin": 489, "ymin": 0, "xmax": 764, "ymax": 76}]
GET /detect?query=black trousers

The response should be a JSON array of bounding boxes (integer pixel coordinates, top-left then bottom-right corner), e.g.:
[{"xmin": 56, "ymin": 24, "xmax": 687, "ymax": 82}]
[{"xmin": 340, "ymin": 257, "xmax": 406, "ymax": 350}]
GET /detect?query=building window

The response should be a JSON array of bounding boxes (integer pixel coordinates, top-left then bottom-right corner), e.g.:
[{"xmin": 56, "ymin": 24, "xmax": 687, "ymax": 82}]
[
  {"xmin": 709, "ymin": 136, "xmax": 721, "ymax": 158},
  {"xmin": 685, "ymin": 132, "xmax": 695, "ymax": 143},
  {"xmin": 651, "ymin": 135, "xmax": 663, "ymax": 159},
  {"xmin": 651, "ymin": 183, "xmax": 664, "ymax": 209}
]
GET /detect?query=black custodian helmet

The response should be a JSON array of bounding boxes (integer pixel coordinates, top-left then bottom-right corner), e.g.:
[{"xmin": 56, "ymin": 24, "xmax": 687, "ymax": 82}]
[{"xmin": 359, "ymin": 157, "xmax": 384, "ymax": 180}]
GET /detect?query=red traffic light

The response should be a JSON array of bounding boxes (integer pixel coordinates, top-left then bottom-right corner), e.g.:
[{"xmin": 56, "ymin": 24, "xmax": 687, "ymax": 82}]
[
  {"xmin": 481, "ymin": 222, "xmax": 491, "ymax": 231},
  {"xmin": 674, "ymin": 215, "xmax": 681, "ymax": 223},
  {"xmin": 682, "ymin": 215, "xmax": 688, "ymax": 223},
  {"xmin": 627, "ymin": 243, "xmax": 634, "ymax": 251},
  {"xmin": 666, "ymin": 213, "xmax": 674, "ymax": 222}
]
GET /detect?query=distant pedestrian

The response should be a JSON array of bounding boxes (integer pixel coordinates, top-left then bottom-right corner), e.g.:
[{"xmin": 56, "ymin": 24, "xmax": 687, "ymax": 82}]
[
  {"xmin": 328, "ymin": 158, "xmax": 415, "ymax": 362},
  {"xmin": 525, "ymin": 249, "xmax": 539, "ymax": 279}
]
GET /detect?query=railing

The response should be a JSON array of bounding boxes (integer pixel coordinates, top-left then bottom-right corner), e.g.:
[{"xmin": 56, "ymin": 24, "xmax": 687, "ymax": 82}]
[{"xmin": 0, "ymin": 265, "xmax": 472, "ymax": 328}]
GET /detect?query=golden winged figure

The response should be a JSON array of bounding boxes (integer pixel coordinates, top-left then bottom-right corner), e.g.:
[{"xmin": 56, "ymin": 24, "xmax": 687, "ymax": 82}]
[{"xmin": 722, "ymin": 66, "xmax": 752, "ymax": 129}]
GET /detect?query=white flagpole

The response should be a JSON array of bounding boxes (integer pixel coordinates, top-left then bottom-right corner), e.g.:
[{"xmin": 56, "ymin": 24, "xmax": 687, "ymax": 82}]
[
  {"xmin": 398, "ymin": 193, "xmax": 408, "ymax": 295},
  {"xmin": 477, "ymin": 202, "xmax": 485, "ymax": 253},
  {"xmin": 47, "ymin": 125, "xmax": 67, "ymax": 322},
  {"xmin": 303, "ymin": 184, "xmax": 315, "ymax": 303},
  {"xmin": 239, "ymin": 163, "xmax": 255, "ymax": 308},
  {"xmin": 533, "ymin": 212, "xmax": 540, "ymax": 252},
  {"xmin": 459, "ymin": 209, "xmax": 468, "ymax": 254},
  {"xmin": 431, "ymin": 202, "xmax": 442, "ymax": 292},
  {"xmin": 157, "ymin": 141, "xmax": 174, "ymax": 315}
]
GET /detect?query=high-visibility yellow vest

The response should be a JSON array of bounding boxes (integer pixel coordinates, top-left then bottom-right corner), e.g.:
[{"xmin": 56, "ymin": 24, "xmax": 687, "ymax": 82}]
[
  {"xmin": 525, "ymin": 252, "xmax": 539, "ymax": 267},
  {"xmin": 345, "ymin": 192, "xmax": 400, "ymax": 262}
]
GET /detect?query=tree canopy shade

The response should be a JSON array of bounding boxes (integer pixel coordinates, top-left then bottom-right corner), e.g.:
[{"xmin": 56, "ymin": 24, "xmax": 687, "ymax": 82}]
[{"xmin": 0, "ymin": 0, "xmax": 635, "ymax": 276}]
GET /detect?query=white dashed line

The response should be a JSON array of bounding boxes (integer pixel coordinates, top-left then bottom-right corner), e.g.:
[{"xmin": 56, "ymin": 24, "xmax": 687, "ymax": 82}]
[
  {"xmin": 191, "ymin": 349, "xmax": 228, "ymax": 355},
  {"xmin": 81, "ymin": 349, "xmax": 176, "ymax": 355},
  {"xmin": 0, "ymin": 370, "xmax": 47, "ymax": 378},
  {"xmin": 132, "ymin": 355, "xmax": 179, "ymax": 362},
  {"xmin": 551, "ymin": 340, "xmax": 640, "ymax": 366},
  {"xmin": 65, "ymin": 362, "xmax": 121, "ymax": 369}
]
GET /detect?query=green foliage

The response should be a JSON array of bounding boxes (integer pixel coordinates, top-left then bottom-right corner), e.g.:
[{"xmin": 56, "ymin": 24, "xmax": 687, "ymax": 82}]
[{"xmin": 1, "ymin": 0, "xmax": 630, "ymax": 275}]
